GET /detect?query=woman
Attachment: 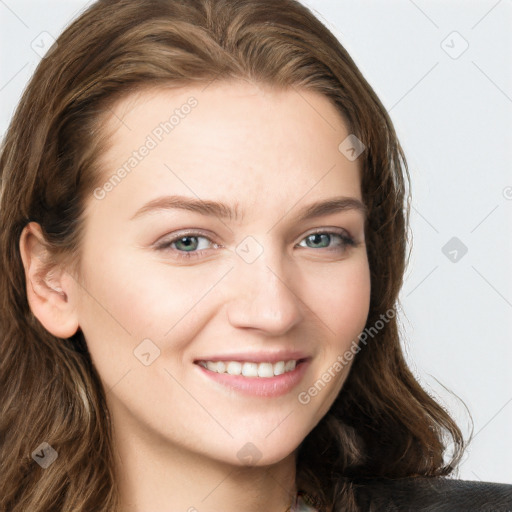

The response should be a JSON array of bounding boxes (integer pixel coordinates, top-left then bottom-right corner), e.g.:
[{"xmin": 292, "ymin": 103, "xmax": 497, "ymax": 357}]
[{"xmin": 0, "ymin": 1, "xmax": 511, "ymax": 511}]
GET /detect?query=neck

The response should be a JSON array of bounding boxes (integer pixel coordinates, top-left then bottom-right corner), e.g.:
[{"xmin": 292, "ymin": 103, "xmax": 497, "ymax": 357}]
[{"xmin": 112, "ymin": 424, "xmax": 298, "ymax": 512}]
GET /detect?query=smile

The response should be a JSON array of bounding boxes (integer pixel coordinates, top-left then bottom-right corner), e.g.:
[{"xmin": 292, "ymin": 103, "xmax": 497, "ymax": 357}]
[
  {"xmin": 195, "ymin": 359, "xmax": 301, "ymax": 378},
  {"xmin": 194, "ymin": 358, "xmax": 310, "ymax": 397}
]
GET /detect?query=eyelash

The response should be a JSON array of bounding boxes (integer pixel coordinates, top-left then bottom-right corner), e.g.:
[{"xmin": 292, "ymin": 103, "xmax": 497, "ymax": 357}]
[{"xmin": 154, "ymin": 228, "xmax": 357, "ymax": 261}]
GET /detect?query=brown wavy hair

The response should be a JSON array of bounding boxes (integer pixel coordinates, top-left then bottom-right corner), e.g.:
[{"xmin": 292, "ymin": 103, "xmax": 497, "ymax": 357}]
[{"xmin": 0, "ymin": 0, "xmax": 464, "ymax": 510}]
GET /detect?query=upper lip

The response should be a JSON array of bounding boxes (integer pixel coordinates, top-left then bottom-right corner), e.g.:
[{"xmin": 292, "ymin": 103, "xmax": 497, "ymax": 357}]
[{"xmin": 194, "ymin": 350, "xmax": 310, "ymax": 364}]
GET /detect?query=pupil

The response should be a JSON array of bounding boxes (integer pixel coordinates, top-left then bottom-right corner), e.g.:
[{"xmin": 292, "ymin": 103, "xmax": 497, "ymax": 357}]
[
  {"xmin": 311, "ymin": 234, "xmax": 326, "ymax": 247},
  {"xmin": 179, "ymin": 236, "xmax": 196, "ymax": 251}
]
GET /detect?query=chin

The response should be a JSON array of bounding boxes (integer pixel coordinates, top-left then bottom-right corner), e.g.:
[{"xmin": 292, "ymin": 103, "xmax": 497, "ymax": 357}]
[{"xmin": 218, "ymin": 436, "xmax": 301, "ymax": 468}]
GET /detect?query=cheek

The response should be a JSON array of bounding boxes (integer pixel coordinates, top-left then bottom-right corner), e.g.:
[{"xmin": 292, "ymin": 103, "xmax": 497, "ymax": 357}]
[
  {"xmin": 79, "ymin": 247, "xmax": 195, "ymax": 333},
  {"xmin": 75, "ymin": 247, "xmax": 228, "ymax": 367},
  {"xmin": 302, "ymin": 258, "xmax": 370, "ymax": 400},
  {"xmin": 306, "ymin": 255, "xmax": 371, "ymax": 342}
]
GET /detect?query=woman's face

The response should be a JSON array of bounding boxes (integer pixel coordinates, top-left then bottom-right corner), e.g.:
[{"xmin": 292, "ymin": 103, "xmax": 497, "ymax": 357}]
[{"xmin": 70, "ymin": 80, "xmax": 371, "ymax": 467}]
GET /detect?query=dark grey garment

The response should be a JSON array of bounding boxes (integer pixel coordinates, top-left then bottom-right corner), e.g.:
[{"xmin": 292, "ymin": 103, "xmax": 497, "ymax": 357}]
[{"xmin": 352, "ymin": 477, "xmax": 512, "ymax": 511}]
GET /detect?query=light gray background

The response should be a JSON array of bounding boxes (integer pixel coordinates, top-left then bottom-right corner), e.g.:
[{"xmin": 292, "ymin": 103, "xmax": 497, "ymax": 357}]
[{"xmin": 1, "ymin": 0, "xmax": 511, "ymax": 484}]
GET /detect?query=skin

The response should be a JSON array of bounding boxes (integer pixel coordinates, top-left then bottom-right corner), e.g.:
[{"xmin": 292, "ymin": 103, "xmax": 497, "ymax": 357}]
[{"xmin": 19, "ymin": 79, "xmax": 371, "ymax": 512}]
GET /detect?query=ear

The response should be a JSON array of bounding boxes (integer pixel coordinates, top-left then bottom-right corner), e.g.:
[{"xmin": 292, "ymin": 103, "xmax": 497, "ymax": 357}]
[{"xmin": 19, "ymin": 222, "xmax": 80, "ymax": 338}]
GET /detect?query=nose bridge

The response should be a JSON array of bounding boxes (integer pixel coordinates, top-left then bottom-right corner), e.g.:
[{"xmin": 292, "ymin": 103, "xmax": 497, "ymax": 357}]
[{"xmin": 226, "ymin": 235, "xmax": 303, "ymax": 334}]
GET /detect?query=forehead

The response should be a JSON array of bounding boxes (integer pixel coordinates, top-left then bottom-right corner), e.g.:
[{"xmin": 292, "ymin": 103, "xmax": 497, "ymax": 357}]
[
  {"xmin": 89, "ymin": 80, "xmax": 363, "ymax": 222},
  {"xmin": 99, "ymin": 79, "xmax": 354, "ymax": 163}
]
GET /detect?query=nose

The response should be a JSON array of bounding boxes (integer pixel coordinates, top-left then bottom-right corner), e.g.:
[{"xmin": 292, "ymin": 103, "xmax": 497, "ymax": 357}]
[{"xmin": 225, "ymin": 246, "xmax": 304, "ymax": 336}]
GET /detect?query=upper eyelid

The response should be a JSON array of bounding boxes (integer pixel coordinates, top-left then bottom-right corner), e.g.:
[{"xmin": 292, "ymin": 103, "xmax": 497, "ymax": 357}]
[{"xmin": 156, "ymin": 227, "xmax": 354, "ymax": 248}]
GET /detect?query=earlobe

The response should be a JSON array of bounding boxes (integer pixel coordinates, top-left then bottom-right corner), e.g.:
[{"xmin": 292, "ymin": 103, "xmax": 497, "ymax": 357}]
[{"xmin": 19, "ymin": 222, "xmax": 80, "ymax": 339}]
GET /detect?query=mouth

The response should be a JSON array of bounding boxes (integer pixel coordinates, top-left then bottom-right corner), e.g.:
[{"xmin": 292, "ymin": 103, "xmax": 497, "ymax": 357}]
[
  {"xmin": 194, "ymin": 358, "xmax": 308, "ymax": 378},
  {"xmin": 193, "ymin": 357, "xmax": 311, "ymax": 397}
]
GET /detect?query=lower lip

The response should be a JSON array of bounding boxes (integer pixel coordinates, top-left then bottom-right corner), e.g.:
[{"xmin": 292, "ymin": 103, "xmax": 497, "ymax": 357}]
[{"xmin": 194, "ymin": 359, "xmax": 310, "ymax": 397}]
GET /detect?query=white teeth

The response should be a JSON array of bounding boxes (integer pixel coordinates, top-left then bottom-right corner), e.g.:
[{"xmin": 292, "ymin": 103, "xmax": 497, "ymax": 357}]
[
  {"xmin": 273, "ymin": 361, "xmax": 285, "ymax": 375},
  {"xmin": 198, "ymin": 359, "xmax": 299, "ymax": 377},
  {"xmin": 242, "ymin": 362, "xmax": 258, "ymax": 377},
  {"xmin": 284, "ymin": 360, "xmax": 297, "ymax": 372},
  {"xmin": 257, "ymin": 362, "xmax": 274, "ymax": 378},
  {"xmin": 206, "ymin": 361, "xmax": 218, "ymax": 372},
  {"xmin": 226, "ymin": 361, "xmax": 242, "ymax": 375}
]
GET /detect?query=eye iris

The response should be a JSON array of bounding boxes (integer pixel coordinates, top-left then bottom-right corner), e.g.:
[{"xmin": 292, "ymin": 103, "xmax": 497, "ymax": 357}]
[
  {"xmin": 307, "ymin": 233, "xmax": 329, "ymax": 248},
  {"xmin": 175, "ymin": 236, "xmax": 198, "ymax": 252}
]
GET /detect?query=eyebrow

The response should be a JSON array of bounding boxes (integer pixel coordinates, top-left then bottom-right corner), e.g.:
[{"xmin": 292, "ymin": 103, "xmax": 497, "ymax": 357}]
[{"xmin": 129, "ymin": 194, "xmax": 368, "ymax": 222}]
